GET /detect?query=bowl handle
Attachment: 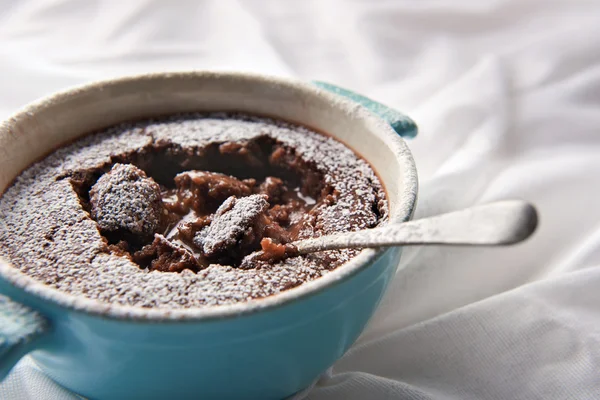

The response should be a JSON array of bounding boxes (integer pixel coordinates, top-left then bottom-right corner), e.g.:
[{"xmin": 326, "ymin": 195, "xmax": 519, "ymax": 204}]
[
  {"xmin": 311, "ymin": 81, "xmax": 418, "ymax": 138},
  {"xmin": 0, "ymin": 295, "xmax": 49, "ymax": 380}
]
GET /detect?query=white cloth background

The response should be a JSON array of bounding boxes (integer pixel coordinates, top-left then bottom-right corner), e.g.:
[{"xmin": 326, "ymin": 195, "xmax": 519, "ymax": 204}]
[{"xmin": 1, "ymin": 0, "xmax": 600, "ymax": 399}]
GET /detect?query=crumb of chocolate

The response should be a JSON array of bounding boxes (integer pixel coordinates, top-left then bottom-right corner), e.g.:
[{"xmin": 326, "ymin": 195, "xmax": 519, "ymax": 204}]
[
  {"xmin": 239, "ymin": 240, "xmax": 299, "ymax": 269},
  {"xmin": 133, "ymin": 234, "xmax": 199, "ymax": 273},
  {"xmin": 258, "ymin": 177, "xmax": 286, "ymax": 203},
  {"xmin": 90, "ymin": 163, "xmax": 162, "ymax": 240},
  {"xmin": 260, "ymin": 237, "xmax": 298, "ymax": 259}
]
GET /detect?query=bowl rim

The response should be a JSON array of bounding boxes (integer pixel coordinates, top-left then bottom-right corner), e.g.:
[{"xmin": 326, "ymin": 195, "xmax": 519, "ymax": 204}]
[{"xmin": 0, "ymin": 71, "xmax": 418, "ymax": 322}]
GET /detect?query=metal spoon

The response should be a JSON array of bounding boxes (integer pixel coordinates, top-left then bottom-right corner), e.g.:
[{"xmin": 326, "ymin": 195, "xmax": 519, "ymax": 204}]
[{"xmin": 275, "ymin": 200, "xmax": 537, "ymax": 258}]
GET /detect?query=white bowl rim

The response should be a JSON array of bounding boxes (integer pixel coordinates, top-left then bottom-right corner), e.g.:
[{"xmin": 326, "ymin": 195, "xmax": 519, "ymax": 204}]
[{"xmin": 0, "ymin": 71, "xmax": 418, "ymax": 322}]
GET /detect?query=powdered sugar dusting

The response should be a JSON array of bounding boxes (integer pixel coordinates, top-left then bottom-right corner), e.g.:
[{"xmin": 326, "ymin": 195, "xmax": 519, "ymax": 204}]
[{"xmin": 0, "ymin": 113, "xmax": 387, "ymax": 309}]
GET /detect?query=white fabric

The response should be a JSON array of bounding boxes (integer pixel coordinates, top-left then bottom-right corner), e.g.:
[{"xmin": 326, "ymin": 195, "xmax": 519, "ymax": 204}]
[{"xmin": 1, "ymin": 0, "xmax": 600, "ymax": 398}]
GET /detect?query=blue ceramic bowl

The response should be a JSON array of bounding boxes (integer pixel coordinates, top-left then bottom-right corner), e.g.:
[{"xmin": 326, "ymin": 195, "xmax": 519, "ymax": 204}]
[{"xmin": 0, "ymin": 72, "xmax": 418, "ymax": 399}]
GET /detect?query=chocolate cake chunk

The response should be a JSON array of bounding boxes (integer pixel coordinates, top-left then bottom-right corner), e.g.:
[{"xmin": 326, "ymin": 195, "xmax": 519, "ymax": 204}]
[
  {"xmin": 0, "ymin": 113, "xmax": 388, "ymax": 308},
  {"xmin": 90, "ymin": 163, "xmax": 162, "ymax": 240},
  {"xmin": 194, "ymin": 195, "xmax": 269, "ymax": 264}
]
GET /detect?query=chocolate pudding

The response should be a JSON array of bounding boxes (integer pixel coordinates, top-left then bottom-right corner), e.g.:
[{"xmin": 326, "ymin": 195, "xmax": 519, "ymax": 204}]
[{"xmin": 0, "ymin": 113, "xmax": 387, "ymax": 308}]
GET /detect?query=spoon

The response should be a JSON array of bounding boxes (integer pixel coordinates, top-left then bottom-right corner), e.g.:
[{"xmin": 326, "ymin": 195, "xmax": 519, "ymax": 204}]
[
  {"xmin": 247, "ymin": 200, "xmax": 538, "ymax": 266},
  {"xmin": 293, "ymin": 200, "xmax": 537, "ymax": 254}
]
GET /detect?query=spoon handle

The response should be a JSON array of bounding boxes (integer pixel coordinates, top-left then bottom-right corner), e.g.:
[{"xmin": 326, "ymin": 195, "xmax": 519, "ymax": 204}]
[{"xmin": 293, "ymin": 200, "xmax": 538, "ymax": 254}]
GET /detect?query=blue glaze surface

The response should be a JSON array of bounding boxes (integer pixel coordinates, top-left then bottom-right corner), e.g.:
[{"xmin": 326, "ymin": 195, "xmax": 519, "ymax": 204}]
[
  {"xmin": 0, "ymin": 295, "xmax": 47, "ymax": 380},
  {"xmin": 0, "ymin": 248, "xmax": 402, "ymax": 399}
]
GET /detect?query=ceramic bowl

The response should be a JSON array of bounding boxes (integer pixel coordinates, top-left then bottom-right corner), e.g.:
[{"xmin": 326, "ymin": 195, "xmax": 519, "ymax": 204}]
[{"xmin": 0, "ymin": 72, "xmax": 417, "ymax": 400}]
